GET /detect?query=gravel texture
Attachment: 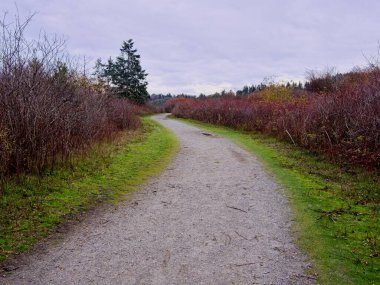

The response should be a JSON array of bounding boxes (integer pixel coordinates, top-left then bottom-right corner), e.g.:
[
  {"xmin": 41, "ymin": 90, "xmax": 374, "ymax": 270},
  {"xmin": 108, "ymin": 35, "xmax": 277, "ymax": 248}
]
[{"xmin": 1, "ymin": 114, "xmax": 316, "ymax": 285}]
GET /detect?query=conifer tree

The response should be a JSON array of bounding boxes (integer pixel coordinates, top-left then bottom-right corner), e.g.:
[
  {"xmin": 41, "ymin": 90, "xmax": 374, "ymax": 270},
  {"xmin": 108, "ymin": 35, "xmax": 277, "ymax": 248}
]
[{"xmin": 95, "ymin": 39, "xmax": 149, "ymax": 104}]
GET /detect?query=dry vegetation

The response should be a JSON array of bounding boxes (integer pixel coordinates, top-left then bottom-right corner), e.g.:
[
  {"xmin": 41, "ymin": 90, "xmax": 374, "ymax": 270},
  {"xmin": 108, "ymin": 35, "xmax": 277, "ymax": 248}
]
[
  {"xmin": 168, "ymin": 67, "xmax": 380, "ymax": 172},
  {"xmin": 0, "ymin": 14, "xmax": 142, "ymax": 180}
]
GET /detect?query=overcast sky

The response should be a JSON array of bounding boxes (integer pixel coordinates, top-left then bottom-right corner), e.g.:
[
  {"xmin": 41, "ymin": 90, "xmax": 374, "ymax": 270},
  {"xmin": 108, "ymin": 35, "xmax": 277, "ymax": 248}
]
[{"xmin": 2, "ymin": 0, "xmax": 379, "ymax": 94}]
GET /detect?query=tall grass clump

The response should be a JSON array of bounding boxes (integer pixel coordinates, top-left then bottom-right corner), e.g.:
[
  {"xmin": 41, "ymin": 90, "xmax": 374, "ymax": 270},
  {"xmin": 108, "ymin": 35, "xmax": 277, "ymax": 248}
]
[{"xmin": 0, "ymin": 14, "xmax": 141, "ymax": 179}]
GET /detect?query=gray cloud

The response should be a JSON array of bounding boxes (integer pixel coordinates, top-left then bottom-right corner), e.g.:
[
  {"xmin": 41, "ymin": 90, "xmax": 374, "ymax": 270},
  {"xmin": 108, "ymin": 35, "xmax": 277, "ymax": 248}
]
[{"xmin": 2, "ymin": 0, "xmax": 379, "ymax": 94}]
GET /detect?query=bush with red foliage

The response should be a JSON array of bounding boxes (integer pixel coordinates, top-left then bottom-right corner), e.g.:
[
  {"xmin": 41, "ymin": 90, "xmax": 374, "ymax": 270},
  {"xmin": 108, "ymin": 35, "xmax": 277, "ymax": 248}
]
[
  {"xmin": 171, "ymin": 69, "xmax": 380, "ymax": 169},
  {"xmin": 0, "ymin": 15, "xmax": 141, "ymax": 178},
  {"xmin": 163, "ymin": 97, "xmax": 189, "ymax": 113}
]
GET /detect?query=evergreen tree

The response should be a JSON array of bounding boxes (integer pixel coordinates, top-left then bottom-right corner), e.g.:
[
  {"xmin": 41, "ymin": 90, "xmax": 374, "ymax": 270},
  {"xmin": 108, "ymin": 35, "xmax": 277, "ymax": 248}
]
[
  {"xmin": 95, "ymin": 39, "xmax": 149, "ymax": 104},
  {"xmin": 248, "ymin": 85, "xmax": 256, "ymax": 93}
]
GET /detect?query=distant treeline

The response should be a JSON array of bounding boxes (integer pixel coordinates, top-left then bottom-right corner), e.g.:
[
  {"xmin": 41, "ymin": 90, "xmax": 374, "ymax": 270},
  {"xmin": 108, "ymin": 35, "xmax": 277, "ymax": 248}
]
[{"xmin": 150, "ymin": 69, "xmax": 374, "ymax": 102}]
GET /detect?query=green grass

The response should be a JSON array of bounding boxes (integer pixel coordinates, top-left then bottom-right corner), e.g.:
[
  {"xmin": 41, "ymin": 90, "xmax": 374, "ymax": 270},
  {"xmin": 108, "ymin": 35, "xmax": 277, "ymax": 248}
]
[
  {"xmin": 0, "ymin": 116, "xmax": 179, "ymax": 263},
  {"xmin": 173, "ymin": 117, "xmax": 379, "ymax": 285}
]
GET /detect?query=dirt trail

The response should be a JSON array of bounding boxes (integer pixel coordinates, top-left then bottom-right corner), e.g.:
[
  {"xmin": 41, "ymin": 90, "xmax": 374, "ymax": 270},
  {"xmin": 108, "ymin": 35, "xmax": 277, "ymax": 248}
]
[{"xmin": 1, "ymin": 114, "xmax": 316, "ymax": 285}]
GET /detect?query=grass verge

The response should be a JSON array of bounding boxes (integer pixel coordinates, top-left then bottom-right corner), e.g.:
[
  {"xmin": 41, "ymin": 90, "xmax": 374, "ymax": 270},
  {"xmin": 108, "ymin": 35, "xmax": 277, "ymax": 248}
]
[
  {"xmin": 172, "ymin": 116, "xmax": 379, "ymax": 285},
  {"xmin": 0, "ymin": 116, "xmax": 179, "ymax": 263}
]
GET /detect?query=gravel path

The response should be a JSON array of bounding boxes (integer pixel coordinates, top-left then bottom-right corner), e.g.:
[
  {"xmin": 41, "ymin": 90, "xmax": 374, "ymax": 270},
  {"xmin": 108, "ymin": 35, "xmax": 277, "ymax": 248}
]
[{"xmin": 1, "ymin": 114, "xmax": 316, "ymax": 285}]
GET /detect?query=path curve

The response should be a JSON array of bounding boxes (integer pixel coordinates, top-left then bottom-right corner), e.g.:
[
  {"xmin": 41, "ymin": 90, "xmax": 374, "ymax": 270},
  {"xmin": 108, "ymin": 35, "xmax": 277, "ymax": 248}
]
[{"xmin": 2, "ymin": 114, "xmax": 315, "ymax": 285}]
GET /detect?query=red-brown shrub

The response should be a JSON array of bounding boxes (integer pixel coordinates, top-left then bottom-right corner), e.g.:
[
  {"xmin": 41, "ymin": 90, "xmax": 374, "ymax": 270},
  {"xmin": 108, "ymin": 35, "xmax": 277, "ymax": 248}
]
[
  {"xmin": 171, "ymin": 74, "xmax": 380, "ymax": 169},
  {"xmin": 163, "ymin": 97, "xmax": 190, "ymax": 113},
  {"xmin": 0, "ymin": 15, "xmax": 141, "ymax": 178}
]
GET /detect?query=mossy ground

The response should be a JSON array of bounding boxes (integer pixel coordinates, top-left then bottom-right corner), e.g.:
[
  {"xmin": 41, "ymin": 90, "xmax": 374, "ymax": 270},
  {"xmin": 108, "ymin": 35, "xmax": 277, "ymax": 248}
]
[
  {"xmin": 0, "ymin": 117, "xmax": 179, "ymax": 263},
  {"xmin": 174, "ymin": 117, "xmax": 379, "ymax": 285}
]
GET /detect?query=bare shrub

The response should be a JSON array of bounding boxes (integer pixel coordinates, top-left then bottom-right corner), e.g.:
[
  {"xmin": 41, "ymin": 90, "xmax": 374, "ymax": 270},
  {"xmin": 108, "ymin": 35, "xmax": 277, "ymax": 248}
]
[
  {"xmin": 171, "ymin": 74, "xmax": 380, "ymax": 170},
  {"xmin": 0, "ymin": 13, "xmax": 140, "ymax": 178}
]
